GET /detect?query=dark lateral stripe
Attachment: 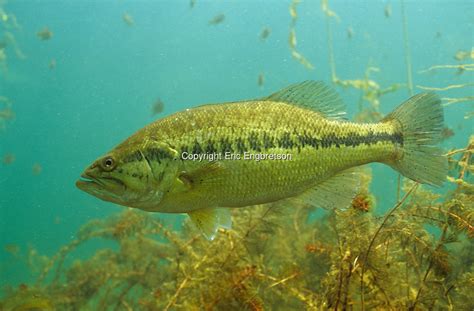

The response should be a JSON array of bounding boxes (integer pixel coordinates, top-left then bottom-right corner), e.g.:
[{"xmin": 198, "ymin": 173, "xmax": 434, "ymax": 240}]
[
  {"xmin": 128, "ymin": 130, "xmax": 404, "ymax": 164},
  {"xmin": 183, "ymin": 130, "xmax": 403, "ymax": 156}
]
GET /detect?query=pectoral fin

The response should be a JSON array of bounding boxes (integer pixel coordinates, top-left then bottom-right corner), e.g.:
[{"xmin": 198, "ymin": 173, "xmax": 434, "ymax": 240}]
[
  {"xmin": 187, "ymin": 208, "xmax": 232, "ymax": 241},
  {"xmin": 296, "ymin": 168, "xmax": 361, "ymax": 210},
  {"xmin": 178, "ymin": 161, "xmax": 226, "ymax": 190}
]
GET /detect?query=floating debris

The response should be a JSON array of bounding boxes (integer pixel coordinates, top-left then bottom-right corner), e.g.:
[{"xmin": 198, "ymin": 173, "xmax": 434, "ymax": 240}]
[
  {"xmin": 32, "ymin": 163, "xmax": 42, "ymax": 175},
  {"xmin": 208, "ymin": 13, "xmax": 225, "ymax": 25},
  {"xmin": 3, "ymin": 31, "xmax": 26, "ymax": 59},
  {"xmin": 321, "ymin": 0, "xmax": 340, "ymax": 22},
  {"xmin": 291, "ymin": 50, "xmax": 314, "ymax": 70},
  {"xmin": 190, "ymin": 0, "xmax": 196, "ymax": 9},
  {"xmin": 4, "ymin": 243, "xmax": 19, "ymax": 256},
  {"xmin": 151, "ymin": 98, "xmax": 165, "ymax": 116},
  {"xmin": 2, "ymin": 153, "xmax": 15, "ymax": 165},
  {"xmin": 0, "ymin": 5, "xmax": 20, "ymax": 30},
  {"xmin": 464, "ymin": 111, "xmax": 474, "ymax": 120},
  {"xmin": 441, "ymin": 96, "xmax": 474, "ymax": 106},
  {"xmin": 36, "ymin": 27, "xmax": 52, "ymax": 41},
  {"xmin": 454, "ymin": 48, "xmax": 473, "ymax": 61},
  {"xmin": 288, "ymin": 0, "xmax": 314, "ymax": 70},
  {"xmin": 0, "ymin": 46, "xmax": 5, "ymax": 68},
  {"xmin": 122, "ymin": 12, "xmax": 134, "ymax": 26},
  {"xmin": 288, "ymin": 28, "xmax": 297, "ymax": 49},
  {"xmin": 347, "ymin": 26, "xmax": 354, "ymax": 39},
  {"xmin": 48, "ymin": 58, "xmax": 56, "ymax": 70},
  {"xmin": 0, "ymin": 96, "xmax": 15, "ymax": 129},
  {"xmin": 351, "ymin": 193, "xmax": 371, "ymax": 212},
  {"xmin": 334, "ymin": 66, "xmax": 404, "ymax": 122},
  {"xmin": 257, "ymin": 72, "xmax": 264, "ymax": 87},
  {"xmin": 0, "ymin": 4, "xmax": 24, "ymax": 72},
  {"xmin": 418, "ymin": 63, "xmax": 474, "ymax": 74},
  {"xmin": 0, "ymin": 107, "xmax": 15, "ymax": 124},
  {"xmin": 417, "ymin": 82, "xmax": 474, "ymax": 92},
  {"xmin": 0, "ymin": 8, "xmax": 9, "ymax": 24},
  {"xmin": 384, "ymin": 2, "xmax": 392, "ymax": 18},
  {"xmin": 259, "ymin": 27, "xmax": 271, "ymax": 41},
  {"xmin": 441, "ymin": 127, "xmax": 455, "ymax": 141},
  {"xmin": 289, "ymin": 0, "xmax": 300, "ymax": 23}
]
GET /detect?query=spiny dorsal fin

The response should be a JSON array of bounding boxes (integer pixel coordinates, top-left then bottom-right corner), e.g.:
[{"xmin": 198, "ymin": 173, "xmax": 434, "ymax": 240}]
[
  {"xmin": 296, "ymin": 168, "xmax": 360, "ymax": 210},
  {"xmin": 188, "ymin": 208, "xmax": 232, "ymax": 240},
  {"xmin": 265, "ymin": 81, "xmax": 346, "ymax": 120}
]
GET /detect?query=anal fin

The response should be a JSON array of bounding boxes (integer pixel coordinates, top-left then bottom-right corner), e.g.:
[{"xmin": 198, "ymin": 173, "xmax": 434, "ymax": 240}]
[{"xmin": 296, "ymin": 168, "xmax": 361, "ymax": 210}]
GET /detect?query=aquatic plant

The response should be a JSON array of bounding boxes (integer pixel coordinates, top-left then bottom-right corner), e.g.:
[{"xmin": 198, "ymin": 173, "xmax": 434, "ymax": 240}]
[
  {"xmin": 1, "ymin": 140, "xmax": 471, "ymax": 310},
  {"xmin": 1, "ymin": 1, "xmax": 472, "ymax": 310}
]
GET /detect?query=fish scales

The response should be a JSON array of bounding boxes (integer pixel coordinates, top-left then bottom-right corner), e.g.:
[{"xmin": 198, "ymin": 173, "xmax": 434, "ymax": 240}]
[{"xmin": 117, "ymin": 101, "xmax": 401, "ymax": 209}]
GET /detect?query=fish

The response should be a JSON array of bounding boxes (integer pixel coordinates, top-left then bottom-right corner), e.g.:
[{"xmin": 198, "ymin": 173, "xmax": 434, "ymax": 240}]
[{"xmin": 76, "ymin": 81, "xmax": 447, "ymax": 240}]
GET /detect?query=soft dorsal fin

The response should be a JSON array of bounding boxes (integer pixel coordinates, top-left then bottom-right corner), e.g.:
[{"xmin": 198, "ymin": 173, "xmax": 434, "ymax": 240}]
[
  {"xmin": 265, "ymin": 81, "xmax": 346, "ymax": 120},
  {"xmin": 188, "ymin": 208, "xmax": 232, "ymax": 241},
  {"xmin": 295, "ymin": 168, "xmax": 360, "ymax": 210}
]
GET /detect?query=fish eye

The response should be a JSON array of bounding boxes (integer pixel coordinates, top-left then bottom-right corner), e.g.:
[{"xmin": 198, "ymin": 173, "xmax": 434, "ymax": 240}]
[{"xmin": 101, "ymin": 157, "xmax": 116, "ymax": 171}]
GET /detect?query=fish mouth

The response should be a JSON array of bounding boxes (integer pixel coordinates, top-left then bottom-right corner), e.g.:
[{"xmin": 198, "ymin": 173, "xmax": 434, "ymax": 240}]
[
  {"xmin": 75, "ymin": 173, "xmax": 100, "ymax": 191},
  {"xmin": 76, "ymin": 173, "xmax": 125, "ymax": 194}
]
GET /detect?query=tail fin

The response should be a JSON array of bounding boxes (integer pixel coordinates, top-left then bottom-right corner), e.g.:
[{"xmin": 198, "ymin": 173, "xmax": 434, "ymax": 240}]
[{"xmin": 383, "ymin": 93, "xmax": 447, "ymax": 186}]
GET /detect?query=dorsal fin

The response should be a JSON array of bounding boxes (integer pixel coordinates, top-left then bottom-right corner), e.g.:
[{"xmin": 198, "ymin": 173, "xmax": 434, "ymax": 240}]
[{"xmin": 265, "ymin": 81, "xmax": 346, "ymax": 120}]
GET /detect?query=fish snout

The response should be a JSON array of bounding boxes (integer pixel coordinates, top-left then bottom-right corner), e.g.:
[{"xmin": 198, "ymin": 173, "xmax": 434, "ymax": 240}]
[{"xmin": 75, "ymin": 163, "xmax": 102, "ymax": 191}]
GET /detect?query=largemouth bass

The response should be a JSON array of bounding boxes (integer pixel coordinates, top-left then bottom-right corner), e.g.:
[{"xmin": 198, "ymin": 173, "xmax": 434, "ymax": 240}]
[{"xmin": 76, "ymin": 81, "xmax": 446, "ymax": 240}]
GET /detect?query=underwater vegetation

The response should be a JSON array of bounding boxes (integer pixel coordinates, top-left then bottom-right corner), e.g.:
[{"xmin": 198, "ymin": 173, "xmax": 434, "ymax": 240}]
[
  {"xmin": 1, "ymin": 145, "xmax": 472, "ymax": 310},
  {"xmin": 1, "ymin": 0, "xmax": 473, "ymax": 310}
]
